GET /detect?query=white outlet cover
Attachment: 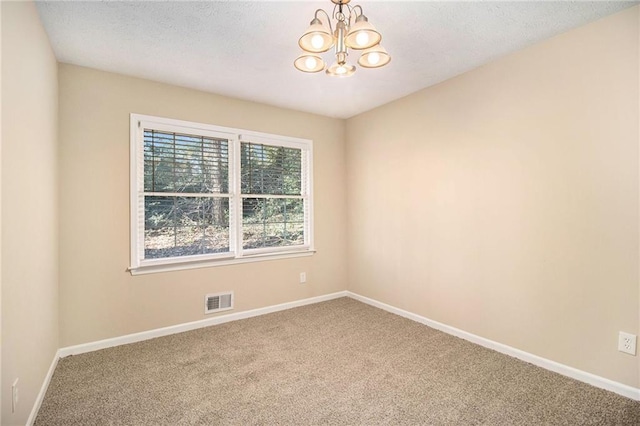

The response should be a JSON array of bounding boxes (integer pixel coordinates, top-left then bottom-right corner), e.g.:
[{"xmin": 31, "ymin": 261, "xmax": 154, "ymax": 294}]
[
  {"xmin": 618, "ymin": 332, "xmax": 637, "ymax": 356},
  {"xmin": 299, "ymin": 272, "xmax": 306, "ymax": 283}
]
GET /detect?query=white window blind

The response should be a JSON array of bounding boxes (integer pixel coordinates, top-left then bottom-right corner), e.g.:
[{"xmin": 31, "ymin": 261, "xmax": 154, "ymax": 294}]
[
  {"xmin": 130, "ymin": 114, "xmax": 314, "ymax": 274},
  {"xmin": 240, "ymin": 142, "xmax": 306, "ymax": 251},
  {"xmin": 142, "ymin": 129, "xmax": 231, "ymax": 259}
]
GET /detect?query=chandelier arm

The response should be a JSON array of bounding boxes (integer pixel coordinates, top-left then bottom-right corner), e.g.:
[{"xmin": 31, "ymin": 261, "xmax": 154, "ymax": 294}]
[
  {"xmin": 347, "ymin": 4, "xmax": 364, "ymax": 27},
  {"xmin": 314, "ymin": 8, "xmax": 334, "ymax": 33},
  {"xmin": 332, "ymin": 3, "xmax": 342, "ymax": 21},
  {"xmin": 345, "ymin": 3, "xmax": 362, "ymax": 26}
]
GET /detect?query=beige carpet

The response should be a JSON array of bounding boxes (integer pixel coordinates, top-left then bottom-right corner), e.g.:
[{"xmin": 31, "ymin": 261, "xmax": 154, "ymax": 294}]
[{"xmin": 36, "ymin": 297, "xmax": 640, "ymax": 425}]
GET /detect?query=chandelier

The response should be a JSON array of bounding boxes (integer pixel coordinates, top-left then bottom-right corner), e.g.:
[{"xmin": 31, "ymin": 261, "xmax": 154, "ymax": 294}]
[{"xmin": 294, "ymin": 0, "xmax": 391, "ymax": 77}]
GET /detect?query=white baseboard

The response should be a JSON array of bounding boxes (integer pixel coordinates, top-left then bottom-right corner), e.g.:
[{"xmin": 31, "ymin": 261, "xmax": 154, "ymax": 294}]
[
  {"xmin": 59, "ymin": 291, "xmax": 348, "ymax": 357},
  {"xmin": 29, "ymin": 291, "xmax": 346, "ymax": 424},
  {"xmin": 33, "ymin": 288, "xmax": 639, "ymax": 425},
  {"xmin": 346, "ymin": 291, "xmax": 640, "ymax": 401},
  {"xmin": 26, "ymin": 349, "xmax": 60, "ymax": 426}
]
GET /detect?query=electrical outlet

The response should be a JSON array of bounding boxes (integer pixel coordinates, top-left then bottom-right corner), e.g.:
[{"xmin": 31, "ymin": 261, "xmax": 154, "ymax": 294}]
[
  {"xmin": 299, "ymin": 272, "xmax": 307, "ymax": 284},
  {"xmin": 618, "ymin": 332, "xmax": 637, "ymax": 355},
  {"xmin": 12, "ymin": 378, "xmax": 19, "ymax": 413}
]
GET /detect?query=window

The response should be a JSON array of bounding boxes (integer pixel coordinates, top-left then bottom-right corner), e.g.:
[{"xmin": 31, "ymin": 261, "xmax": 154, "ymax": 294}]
[{"xmin": 130, "ymin": 114, "xmax": 313, "ymax": 274}]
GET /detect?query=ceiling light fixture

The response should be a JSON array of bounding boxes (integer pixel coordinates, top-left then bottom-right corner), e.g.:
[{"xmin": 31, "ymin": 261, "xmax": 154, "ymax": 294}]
[{"xmin": 294, "ymin": 0, "xmax": 390, "ymax": 77}]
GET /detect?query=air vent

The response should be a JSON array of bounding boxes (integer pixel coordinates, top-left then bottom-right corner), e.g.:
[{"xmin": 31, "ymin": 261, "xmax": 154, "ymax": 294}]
[{"xmin": 205, "ymin": 292, "xmax": 234, "ymax": 314}]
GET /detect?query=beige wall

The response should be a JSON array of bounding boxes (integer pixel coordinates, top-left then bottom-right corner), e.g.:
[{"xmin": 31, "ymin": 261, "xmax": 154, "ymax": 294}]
[
  {"xmin": 0, "ymin": 1, "xmax": 3, "ymax": 422},
  {"xmin": 58, "ymin": 64, "xmax": 347, "ymax": 347},
  {"xmin": 3, "ymin": 5, "xmax": 638, "ymax": 423},
  {"xmin": 1, "ymin": 2, "xmax": 59, "ymax": 424},
  {"xmin": 1, "ymin": 2, "xmax": 4, "ymax": 422},
  {"xmin": 346, "ymin": 7, "xmax": 640, "ymax": 387}
]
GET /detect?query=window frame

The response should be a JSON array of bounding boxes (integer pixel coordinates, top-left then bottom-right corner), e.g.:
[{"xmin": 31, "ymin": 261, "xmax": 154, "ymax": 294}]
[{"xmin": 129, "ymin": 114, "xmax": 314, "ymax": 275}]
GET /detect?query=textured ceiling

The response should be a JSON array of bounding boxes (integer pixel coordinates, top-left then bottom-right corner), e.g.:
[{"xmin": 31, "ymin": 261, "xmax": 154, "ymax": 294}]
[{"xmin": 36, "ymin": 1, "xmax": 637, "ymax": 118}]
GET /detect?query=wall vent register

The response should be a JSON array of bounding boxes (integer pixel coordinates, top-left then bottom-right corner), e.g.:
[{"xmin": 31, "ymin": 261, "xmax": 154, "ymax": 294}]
[{"xmin": 205, "ymin": 292, "xmax": 234, "ymax": 314}]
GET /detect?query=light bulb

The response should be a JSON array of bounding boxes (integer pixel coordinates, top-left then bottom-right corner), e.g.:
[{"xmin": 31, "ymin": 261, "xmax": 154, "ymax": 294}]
[
  {"xmin": 355, "ymin": 32, "xmax": 369, "ymax": 47},
  {"xmin": 305, "ymin": 56, "xmax": 317, "ymax": 70},
  {"xmin": 336, "ymin": 66, "xmax": 346, "ymax": 75},
  {"xmin": 311, "ymin": 34, "xmax": 324, "ymax": 49},
  {"xmin": 367, "ymin": 52, "xmax": 380, "ymax": 66}
]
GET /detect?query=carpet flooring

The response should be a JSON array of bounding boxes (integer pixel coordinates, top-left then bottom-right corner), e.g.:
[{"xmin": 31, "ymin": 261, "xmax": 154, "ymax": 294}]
[{"xmin": 36, "ymin": 297, "xmax": 640, "ymax": 425}]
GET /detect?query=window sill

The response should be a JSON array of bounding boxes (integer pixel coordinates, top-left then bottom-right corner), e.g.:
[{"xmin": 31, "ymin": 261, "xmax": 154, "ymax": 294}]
[{"xmin": 129, "ymin": 249, "xmax": 316, "ymax": 276}]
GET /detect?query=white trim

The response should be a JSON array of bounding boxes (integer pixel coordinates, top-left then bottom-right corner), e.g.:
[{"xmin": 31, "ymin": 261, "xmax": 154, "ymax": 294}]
[
  {"xmin": 240, "ymin": 194, "xmax": 304, "ymax": 199},
  {"xmin": 129, "ymin": 113, "xmax": 315, "ymax": 274},
  {"xmin": 129, "ymin": 249, "xmax": 315, "ymax": 275},
  {"xmin": 346, "ymin": 291, "xmax": 640, "ymax": 401},
  {"xmin": 26, "ymin": 350, "xmax": 60, "ymax": 426},
  {"xmin": 129, "ymin": 116, "xmax": 139, "ymax": 269},
  {"xmin": 58, "ymin": 291, "xmax": 347, "ymax": 357},
  {"xmin": 241, "ymin": 244, "xmax": 310, "ymax": 257},
  {"xmin": 232, "ymin": 136, "xmax": 242, "ymax": 258},
  {"xmin": 138, "ymin": 120, "xmax": 235, "ymax": 142},
  {"xmin": 138, "ymin": 251, "xmax": 236, "ymax": 269},
  {"xmin": 240, "ymin": 134, "xmax": 310, "ymax": 150},
  {"xmin": 305, "ymin": 147, "xmax": 314, "ymax": 248},
  {"xmin": 30, "ymin": 291, "xmax": 640, "ymax": 423},
  {"xmin": 143, "ymin": 192, "xmax": 230, "ymax": 198},
  {"xmin": 131, "ymin": 113, "xmax": 312, "ymax": 147}
]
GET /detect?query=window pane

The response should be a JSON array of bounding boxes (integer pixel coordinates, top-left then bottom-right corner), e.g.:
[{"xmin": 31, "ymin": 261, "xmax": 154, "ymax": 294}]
[
  {"xmin": 242, "ymin": 198, "xmax": 304, "ymax": 249},
  {"xmin": 240, "ymin": 143, "xmax": 301, "ymax": 195},
  {"xmin": 144, "ymin": 130, "xmax": 229, "ymax": 194},
  {"xmin": 144, "ymin": 196, "xmax": 230, "ymax": 259}
]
